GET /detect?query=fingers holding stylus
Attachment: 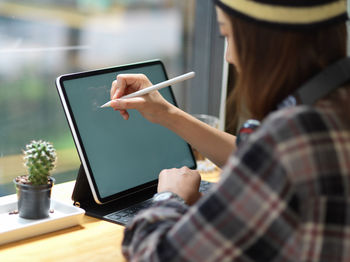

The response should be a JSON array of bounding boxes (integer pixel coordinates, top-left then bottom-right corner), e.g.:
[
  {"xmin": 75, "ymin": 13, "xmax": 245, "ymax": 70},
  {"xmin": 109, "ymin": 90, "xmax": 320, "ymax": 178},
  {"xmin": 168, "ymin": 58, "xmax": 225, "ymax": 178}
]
[
  {"xmin": 110, "ymin": 97, "xmax": 145, "ymax": 120},
  {"xmin": 111, "ymin": 74, "xmax": 151, "ymax": 100},
  {"xmin": 110, "ymin": 77, "xmax": 128, "ymax": 118},
  {"xmin": 110, "ymin": 74, "xmax": 151, "ymax": 120},
  {"xmin": 108, "ymin": 73, "xmax": 182, "ymax": 124}
]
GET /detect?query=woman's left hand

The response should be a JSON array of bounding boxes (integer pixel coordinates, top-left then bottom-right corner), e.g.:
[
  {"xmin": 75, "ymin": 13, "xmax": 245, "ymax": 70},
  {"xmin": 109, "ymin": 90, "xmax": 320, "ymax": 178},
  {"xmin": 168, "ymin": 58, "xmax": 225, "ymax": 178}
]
[{"xmin": 158, "ymin": 166, "xmax": 202, "ymax": 205}]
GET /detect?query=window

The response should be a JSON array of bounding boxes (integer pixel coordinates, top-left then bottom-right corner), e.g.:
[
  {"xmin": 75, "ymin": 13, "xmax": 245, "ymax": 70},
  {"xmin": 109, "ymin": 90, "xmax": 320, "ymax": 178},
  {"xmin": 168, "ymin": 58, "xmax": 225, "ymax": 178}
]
[{"xmin": 0, "ymin": 0, "xmax": 196, "ymax": 196}]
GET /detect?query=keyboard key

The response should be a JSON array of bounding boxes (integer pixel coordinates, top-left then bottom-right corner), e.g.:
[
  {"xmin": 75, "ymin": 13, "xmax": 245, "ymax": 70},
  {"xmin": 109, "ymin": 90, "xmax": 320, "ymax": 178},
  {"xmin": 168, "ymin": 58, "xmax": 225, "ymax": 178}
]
[{"xmin": 120, "ymin": 217, "xmax": 130, "ymax": 223}]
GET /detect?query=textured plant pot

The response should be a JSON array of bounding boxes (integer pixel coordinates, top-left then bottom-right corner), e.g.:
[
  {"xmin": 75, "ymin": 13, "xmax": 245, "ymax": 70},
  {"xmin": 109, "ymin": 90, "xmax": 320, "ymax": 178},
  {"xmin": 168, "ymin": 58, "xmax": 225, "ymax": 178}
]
[{"xmin": 13, "ymin": 177, "xmax": 55, "ymax": 219}]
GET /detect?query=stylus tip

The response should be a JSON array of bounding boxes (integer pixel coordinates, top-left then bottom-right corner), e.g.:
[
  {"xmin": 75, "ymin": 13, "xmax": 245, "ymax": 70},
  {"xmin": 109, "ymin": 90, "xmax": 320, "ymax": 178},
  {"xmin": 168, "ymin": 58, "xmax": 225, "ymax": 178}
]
[{"xmin": 100, "ymin": 101, "xmax": 111, "ymax": 108}]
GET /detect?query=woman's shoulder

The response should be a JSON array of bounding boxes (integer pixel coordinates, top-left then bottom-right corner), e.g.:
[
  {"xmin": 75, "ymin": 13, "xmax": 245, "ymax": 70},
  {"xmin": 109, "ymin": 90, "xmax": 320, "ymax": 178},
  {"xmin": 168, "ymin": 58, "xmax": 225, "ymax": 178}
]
[
  {"xmin": 257, "ymin": 105, "xmax": 342, "ymax": 143},
  {"xmin": 231, "ymin": 105, "xmax": 345, "ymax": 178},
  {"xmin": 234, "ymin": 104, "xmax": 348, "ymax": 161},
  {"xmin": 234, "ymin": 105, "xmax": 345, "ymax": 159}
]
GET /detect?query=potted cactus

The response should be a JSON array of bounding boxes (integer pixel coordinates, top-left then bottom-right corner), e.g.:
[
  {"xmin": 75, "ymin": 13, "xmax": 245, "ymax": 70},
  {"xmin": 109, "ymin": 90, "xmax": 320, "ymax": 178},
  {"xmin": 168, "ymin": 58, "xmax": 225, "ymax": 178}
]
[{"xmin": 13, "ymin": 140, "xmax": 57, "ymax": 219}]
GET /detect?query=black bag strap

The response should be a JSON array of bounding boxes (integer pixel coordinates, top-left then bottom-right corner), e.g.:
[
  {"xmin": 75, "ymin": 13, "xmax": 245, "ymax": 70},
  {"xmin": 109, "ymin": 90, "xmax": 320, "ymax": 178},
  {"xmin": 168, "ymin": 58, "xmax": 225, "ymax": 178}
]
[{"xmin": 295, "ymin": 57, "xmax": 350, "ymax": 105}]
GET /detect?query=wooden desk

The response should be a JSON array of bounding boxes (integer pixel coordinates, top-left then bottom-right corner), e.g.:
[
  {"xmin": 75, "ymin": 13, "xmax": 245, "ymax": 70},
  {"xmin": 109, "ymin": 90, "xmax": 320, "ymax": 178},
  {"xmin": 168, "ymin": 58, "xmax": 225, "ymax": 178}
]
[{"xmin": 0, "ymin": 169, "xmax": 220, "ymax": 261}]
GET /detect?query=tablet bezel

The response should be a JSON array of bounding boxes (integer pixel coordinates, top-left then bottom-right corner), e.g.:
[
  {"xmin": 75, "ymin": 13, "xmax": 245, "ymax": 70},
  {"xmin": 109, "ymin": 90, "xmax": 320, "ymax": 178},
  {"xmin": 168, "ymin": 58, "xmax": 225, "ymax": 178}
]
[{"xmin": 55, "ymin": 60, "xmax": 196, "ymax": 204}]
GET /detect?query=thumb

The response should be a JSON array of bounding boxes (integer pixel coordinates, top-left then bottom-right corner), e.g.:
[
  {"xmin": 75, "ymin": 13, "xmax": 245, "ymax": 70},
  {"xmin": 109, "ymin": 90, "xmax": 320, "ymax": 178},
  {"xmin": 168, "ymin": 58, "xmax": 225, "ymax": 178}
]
[{"xmin": 110, "ymin": 97, "xmax": 145, "ymax": 111}]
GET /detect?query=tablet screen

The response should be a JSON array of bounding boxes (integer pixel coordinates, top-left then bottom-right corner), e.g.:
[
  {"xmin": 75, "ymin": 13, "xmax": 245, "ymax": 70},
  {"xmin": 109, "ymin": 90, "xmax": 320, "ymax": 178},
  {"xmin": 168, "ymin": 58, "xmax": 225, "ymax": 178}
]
[{"xmin": 56, "ymin": 61, "xmax": 196, "ymax": 203}]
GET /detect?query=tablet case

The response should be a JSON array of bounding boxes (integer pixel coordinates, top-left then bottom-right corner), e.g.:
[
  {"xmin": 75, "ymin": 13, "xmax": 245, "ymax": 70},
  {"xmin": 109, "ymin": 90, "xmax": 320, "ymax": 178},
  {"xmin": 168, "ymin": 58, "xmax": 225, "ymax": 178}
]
[{"xmin": 71, "ymin": 164, "xmax": 157, "ymax": 220}]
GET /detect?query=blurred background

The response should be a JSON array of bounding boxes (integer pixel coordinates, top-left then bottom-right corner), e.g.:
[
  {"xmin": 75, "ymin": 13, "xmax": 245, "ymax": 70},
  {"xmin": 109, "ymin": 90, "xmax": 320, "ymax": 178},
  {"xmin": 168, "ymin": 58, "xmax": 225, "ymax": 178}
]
[{"xmin": 0, "ymin": 0, "xmax": 226, "ymax": 195}]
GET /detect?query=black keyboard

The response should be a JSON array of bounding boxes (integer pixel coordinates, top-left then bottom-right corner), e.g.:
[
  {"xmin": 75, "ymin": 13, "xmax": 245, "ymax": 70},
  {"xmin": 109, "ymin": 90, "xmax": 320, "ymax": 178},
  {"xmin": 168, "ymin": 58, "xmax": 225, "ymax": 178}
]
[{"xmin": 104, "ymin": 180, "xmax": 213, "ymax": 225}]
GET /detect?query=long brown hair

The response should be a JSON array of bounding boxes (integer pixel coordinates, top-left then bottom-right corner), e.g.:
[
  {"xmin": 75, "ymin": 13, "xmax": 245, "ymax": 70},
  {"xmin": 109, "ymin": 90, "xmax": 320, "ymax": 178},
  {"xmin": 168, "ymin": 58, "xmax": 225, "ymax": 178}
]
[{"xmin": 226, "ymin": 16, "xmax": 347, "ymax": 125}]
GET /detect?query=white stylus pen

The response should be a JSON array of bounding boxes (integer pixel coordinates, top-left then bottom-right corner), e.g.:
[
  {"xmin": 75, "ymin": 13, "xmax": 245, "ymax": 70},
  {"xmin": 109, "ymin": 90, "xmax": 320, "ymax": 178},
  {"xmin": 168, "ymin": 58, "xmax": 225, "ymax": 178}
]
[{"xmin": 100, "ymin": 71, "xmax": 195, "ymax": 108}]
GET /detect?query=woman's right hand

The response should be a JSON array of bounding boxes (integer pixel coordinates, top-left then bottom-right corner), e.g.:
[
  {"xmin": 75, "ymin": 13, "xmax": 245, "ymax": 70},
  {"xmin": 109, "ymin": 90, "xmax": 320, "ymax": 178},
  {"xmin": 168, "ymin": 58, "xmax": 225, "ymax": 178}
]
[
  {"xmin": 110, "ymin": 75, "xmax": 237, "ymax": 167},
  {"xmin": 109, "ymin": 74, "xmax": 173, "ymax": 124}
]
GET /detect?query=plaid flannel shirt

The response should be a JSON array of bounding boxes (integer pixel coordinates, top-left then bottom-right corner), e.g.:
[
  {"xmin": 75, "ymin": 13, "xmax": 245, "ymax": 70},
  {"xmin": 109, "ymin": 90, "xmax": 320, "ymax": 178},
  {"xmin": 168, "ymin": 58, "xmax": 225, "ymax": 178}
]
[{"xmin": 122, "ymin": 105, "xmax": 350, "ymax": 262}]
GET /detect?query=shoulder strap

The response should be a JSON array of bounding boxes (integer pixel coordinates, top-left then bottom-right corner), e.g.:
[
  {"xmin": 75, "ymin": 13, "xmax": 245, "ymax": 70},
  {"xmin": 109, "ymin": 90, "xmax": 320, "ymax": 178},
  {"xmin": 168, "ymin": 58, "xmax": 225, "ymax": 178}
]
[{"xmin": 295, "ymin": 57, "xmax": 350, "ymax": 105}]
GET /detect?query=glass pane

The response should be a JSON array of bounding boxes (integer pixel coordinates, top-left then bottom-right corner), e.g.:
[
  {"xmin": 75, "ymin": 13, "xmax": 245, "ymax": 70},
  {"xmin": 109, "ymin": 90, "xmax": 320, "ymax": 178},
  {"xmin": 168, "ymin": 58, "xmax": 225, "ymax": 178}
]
[{"xmin": 0, "ymin": 0, "xmax": 195, "ymax": 196}]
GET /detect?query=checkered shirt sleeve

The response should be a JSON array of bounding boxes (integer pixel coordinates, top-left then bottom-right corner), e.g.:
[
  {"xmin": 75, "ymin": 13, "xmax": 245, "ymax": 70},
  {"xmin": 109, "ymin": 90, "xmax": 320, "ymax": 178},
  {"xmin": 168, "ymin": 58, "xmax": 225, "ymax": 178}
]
[{"xmin": 122, "ymin": 105, "xmax": 350, "ymax": 262}]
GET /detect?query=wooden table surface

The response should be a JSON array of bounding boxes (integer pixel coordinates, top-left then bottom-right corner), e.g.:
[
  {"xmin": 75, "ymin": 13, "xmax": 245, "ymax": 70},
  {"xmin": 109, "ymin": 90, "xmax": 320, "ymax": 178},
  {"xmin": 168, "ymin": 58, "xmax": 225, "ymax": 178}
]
[{"xmin": 0, "ymin": 168, "xmax": 220, "ymax": 262}]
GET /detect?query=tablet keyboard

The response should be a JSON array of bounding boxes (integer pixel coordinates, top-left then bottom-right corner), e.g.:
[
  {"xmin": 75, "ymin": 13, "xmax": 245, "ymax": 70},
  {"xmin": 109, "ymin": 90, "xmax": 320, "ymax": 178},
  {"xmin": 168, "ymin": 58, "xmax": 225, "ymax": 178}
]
[{"xmin": 104, "ymin": 180, "xmax": 213, "ymax": 225}]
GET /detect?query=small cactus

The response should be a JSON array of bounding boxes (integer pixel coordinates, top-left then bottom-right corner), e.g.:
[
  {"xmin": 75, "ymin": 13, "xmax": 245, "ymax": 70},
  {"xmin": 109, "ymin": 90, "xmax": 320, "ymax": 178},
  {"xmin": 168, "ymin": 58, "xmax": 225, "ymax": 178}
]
[{"xmin": 23, "ymin": 140, "xmax": 57, "ymax": 185}]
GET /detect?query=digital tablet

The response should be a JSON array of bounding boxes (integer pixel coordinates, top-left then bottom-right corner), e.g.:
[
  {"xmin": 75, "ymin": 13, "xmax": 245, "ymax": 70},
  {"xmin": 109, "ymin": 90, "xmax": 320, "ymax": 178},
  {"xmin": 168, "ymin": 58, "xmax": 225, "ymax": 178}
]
[{"xmin": 56, "ymin": 60, "xmax": 196, "ymax": 204}]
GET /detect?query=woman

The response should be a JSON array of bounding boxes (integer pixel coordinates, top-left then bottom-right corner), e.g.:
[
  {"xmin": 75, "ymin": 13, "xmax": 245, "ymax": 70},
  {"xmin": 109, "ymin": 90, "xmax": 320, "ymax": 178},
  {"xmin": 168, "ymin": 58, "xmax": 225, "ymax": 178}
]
[{"xmin": 110, "ymin": 0, "xmax": 350, "ymax": 260}]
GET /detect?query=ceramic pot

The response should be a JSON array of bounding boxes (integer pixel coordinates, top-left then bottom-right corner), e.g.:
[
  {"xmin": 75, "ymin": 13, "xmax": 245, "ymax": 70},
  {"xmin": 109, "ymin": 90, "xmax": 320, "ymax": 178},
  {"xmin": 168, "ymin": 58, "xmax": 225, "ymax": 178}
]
[{"xmin": 13, "ymin": 177, "xmax": 55, "ymax": 219}]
